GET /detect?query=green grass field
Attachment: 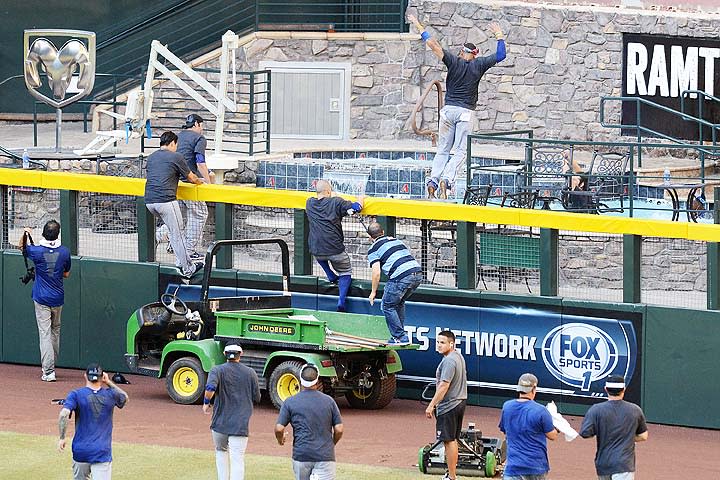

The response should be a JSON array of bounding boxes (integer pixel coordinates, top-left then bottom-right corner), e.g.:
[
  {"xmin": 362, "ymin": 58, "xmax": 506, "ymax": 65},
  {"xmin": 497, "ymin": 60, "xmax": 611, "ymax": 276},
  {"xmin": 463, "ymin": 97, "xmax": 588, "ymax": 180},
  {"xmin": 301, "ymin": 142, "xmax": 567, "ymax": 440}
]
[{"xmin": 0, "ymin": 431, "xmax": 429, "ymax": 479}]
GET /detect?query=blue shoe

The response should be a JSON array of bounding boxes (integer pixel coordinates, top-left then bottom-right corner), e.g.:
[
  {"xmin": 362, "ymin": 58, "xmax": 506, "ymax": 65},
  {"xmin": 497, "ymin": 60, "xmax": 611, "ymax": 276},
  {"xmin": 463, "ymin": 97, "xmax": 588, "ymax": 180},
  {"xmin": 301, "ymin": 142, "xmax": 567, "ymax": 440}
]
[
  {"xmin": 427, "ymin": 180, "xmax": 438, "ymax": 199},
  {"xmin": 387, "ymin": 337, "xmax": 410, "ymax": 346}
]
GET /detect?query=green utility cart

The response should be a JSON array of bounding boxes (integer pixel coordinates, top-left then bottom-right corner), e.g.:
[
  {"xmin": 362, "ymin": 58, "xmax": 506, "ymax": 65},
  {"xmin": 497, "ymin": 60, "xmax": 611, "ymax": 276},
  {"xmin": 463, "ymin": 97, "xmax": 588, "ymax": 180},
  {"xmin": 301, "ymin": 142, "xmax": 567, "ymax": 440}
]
[{"xmin": 125, "ymin": 238, "xmax": 417, "ymax": 409}]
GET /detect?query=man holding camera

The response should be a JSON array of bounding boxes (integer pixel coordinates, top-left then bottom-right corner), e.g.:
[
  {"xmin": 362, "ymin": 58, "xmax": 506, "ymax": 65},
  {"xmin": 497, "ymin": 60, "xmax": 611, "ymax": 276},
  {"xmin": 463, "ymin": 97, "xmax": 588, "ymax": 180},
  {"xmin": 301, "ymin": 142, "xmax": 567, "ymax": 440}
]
[{"xmin": 19, "ymin": 220, "xmax": 71, "ymax": 382}]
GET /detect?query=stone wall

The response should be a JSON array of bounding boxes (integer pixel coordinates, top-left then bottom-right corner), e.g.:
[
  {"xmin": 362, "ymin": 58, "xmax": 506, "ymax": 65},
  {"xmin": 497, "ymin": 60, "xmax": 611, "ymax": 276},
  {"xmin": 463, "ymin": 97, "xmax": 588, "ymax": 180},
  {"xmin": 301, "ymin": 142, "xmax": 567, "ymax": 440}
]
[{"xmin": 160, "ymin": 0, "xmax": 720, "ymax": 143}]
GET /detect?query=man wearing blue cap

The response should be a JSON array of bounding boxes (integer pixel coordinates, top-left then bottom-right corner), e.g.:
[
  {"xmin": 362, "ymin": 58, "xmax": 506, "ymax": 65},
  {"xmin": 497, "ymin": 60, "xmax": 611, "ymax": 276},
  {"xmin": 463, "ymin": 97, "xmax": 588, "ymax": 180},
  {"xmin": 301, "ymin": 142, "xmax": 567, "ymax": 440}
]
[
  {"xmin": 408, "ymin": 13, "xmax": 506, "ymax": 199},
  {"xmin": 203, "ymin": 342, "xmax": 260, "ymax": 480},
  {"xmin": 57, "ymin": 363, "xmax": 129, "ymax": 479},
  {"xmin": 580, "ymin": 375, "xmax": 648, "ymax": 480}
]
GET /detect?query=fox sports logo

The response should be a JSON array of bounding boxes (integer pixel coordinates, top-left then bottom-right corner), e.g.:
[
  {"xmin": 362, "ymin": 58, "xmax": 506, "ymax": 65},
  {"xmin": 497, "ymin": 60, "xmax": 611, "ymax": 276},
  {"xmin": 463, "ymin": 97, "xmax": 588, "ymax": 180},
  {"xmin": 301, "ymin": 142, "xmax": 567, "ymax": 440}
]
[{"xmin": 541, "ymin": 323, "xmax": 619, "ymax": 391}]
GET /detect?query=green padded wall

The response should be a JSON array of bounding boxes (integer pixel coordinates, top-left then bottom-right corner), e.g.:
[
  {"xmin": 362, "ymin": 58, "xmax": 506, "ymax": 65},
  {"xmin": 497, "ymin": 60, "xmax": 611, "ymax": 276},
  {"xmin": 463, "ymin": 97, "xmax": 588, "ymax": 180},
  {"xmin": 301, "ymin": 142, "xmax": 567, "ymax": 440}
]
[
  {"xmin": 0, "ymin": 252, "xmax": 3, "ymax": 360},
  {"xmin": 1, "ymin": 251, "xmax": 81, "ymax": 368},
  {"xmin": 644, "ymin": 306, "xmax": 720, "ymax": 429},
  {"xmin": 79, "ymin": 258, "xmax": 158, "ymax": 372}
]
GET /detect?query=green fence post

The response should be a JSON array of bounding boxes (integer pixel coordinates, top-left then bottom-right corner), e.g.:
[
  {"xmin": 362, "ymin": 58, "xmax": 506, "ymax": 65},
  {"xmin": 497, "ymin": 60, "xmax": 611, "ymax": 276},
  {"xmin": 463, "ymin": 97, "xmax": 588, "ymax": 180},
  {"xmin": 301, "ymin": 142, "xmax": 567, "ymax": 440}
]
[
  {"xmin": 60, "ymin": 190, "xmax": 78, "ymax": 256},
  {"xmin": 376, "ymin": 216, "xmax": 396, "ymax": 237},
  {"xmin": 623, "ymin": 234, "xmax": 642, "ymax": 303},
  {"xmin": 215, "ymin": 203, "xmax": 233, "ymax": 269},
  {"xmin": 136, "ymin": 197, "xmax": 155, "ymax": 262},
  {"xmin": 457, "ymin": 221, "xmax": 477, "ymax": 290},
  {"xmin": 707, "ymin": 187, "xmax": 720, "ymax": 309},
  {"xmin": 294, "ymin": 209, "xmax": 312, "ymax": 275},
  {"xmin": 540, "ymin": 228, "xmax": 558, "ymax": 296}
]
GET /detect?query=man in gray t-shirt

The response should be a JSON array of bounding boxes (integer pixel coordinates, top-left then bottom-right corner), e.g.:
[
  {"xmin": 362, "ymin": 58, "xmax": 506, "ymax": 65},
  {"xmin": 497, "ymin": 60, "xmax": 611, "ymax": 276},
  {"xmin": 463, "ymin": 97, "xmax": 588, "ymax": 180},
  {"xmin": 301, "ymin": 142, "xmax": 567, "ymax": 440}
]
[
  {"xmin": 275, "ymin": 364, "xmax": 344, "ymax": 480},
  {"xmin": 580, "ymin": 375, "xmax": 648, "ymax": 480},
  {"xmin": 203, "ymin": 343, "xmax": 261, "ymax": 480},
  {"xmin": 144, "ymin": 131, "xmax": 203, "ymax": 278},
  {"xmin": 424, "ymin": 330, "xmax": 467, "ymax": 480}
]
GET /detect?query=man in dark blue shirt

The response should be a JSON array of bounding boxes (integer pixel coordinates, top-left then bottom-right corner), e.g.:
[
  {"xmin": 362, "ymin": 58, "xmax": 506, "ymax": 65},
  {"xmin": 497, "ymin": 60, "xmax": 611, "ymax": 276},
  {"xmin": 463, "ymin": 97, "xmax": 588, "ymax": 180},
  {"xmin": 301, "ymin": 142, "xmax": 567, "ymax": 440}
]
[
  {"xmin": 305, "ymin": 180, "xmax": 363, "ymax": 312},
  {"xmin": 275, "ymin": 364, "xmax": 344, "ymax": 480},
  {"xmin": 20, "ymin": 220, "xmax": 71, "ymax": 382},
  {"xmin": 409, "ymin": 14, "xmax": 506, "ymax": 199},
  {"xmin": 58, "ymin": 363, "xmax": 128, "ymax": 480},
  {"xmin": 366, "ymin": 222, "xmax": 422, "ymax": 345}
]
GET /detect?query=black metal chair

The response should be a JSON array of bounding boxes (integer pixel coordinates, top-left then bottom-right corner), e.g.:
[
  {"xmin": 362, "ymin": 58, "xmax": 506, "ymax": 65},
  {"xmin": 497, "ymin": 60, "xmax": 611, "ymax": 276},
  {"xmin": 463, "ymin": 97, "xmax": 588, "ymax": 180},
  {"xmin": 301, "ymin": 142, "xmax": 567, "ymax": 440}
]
[
  {"xmin": 500, "ymin": 190, "xmax": 539, "ymax": 209},
  {"xmin": 565, "ymin": 150, "xmax": 630, "ymax": 214},
  {"xmin": 524, "ymin": 145, "xmax": 574, "ymax": 208}
]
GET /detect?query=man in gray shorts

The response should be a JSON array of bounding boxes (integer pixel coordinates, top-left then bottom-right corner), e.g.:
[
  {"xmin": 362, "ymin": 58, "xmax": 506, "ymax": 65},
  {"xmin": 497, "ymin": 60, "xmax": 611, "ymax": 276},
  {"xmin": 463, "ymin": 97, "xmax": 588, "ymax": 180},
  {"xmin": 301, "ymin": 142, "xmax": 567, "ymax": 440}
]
[
  {"xmin": 305, "ymin": 179, "xmax": 363, "ymax": 312},
  {"xmin": 203, "ymin": 343, "xmax": 261, "ymax": 480},
  {"xmin": 424, "ymin": 330, "xmax": 468, "ymax": 480},
  {"xmin": 580, "ymin": 375, "xmax": 648, "ymax": 480},
  {"xmin": 144, "ymin": 131, "xmax": 204, "ymax": 279},
  {"xmin": 275, "ymin": 364, "xmax": 344, "ymax": 480}
]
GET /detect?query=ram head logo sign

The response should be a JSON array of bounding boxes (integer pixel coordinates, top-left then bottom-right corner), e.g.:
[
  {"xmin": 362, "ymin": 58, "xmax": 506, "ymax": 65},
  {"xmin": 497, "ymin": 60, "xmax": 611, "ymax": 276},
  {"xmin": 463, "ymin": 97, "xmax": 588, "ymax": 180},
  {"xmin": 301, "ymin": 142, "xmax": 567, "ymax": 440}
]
[{"xmin": 23, "ymin": 29, "xmax": 96, "ymax": 109}]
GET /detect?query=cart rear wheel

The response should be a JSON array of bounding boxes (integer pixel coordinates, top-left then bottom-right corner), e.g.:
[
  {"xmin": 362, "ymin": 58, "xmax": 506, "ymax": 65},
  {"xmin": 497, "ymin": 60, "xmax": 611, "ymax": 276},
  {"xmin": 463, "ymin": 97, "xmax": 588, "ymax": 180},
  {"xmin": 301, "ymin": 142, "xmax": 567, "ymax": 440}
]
[
  {"xmin": 345, "ymin": 372, "xmax": 396, "ymax": 409},
  {"xmin": 166, "ymin": 357, "xmax": 206, "ymax": 405},
  {"xmin": 268, "ymin": 360, "xmax": 304, "ymax": 409}
]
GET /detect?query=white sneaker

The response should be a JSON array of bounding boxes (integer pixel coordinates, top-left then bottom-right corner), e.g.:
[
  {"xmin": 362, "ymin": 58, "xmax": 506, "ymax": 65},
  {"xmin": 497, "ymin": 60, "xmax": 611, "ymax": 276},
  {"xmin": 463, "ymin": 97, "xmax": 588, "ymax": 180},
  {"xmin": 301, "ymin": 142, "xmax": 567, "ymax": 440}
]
[{"xmin": 41, "ymin": 372, "xmax": 56, "ymax": 382}]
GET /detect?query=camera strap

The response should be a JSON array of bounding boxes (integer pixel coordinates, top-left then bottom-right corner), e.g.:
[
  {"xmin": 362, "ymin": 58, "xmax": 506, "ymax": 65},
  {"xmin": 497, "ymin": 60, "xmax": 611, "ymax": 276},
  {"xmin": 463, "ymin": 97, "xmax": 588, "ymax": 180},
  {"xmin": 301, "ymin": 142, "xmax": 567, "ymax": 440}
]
[{"xmin": 22, "ymin": 232, "xmax": 35, "ymax": 271}]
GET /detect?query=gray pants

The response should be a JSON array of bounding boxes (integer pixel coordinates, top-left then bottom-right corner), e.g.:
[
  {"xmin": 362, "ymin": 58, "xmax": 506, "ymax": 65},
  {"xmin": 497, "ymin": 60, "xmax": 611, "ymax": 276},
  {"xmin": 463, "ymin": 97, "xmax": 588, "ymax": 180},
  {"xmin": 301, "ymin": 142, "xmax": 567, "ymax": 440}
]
[
  {"xmin": 212, "ymin": 430, "xmax": 248, "ymax": 480},
  {"xmin": 504, "ymin": 475, "xmax": 547, "ymax": 480},
  {"xmin": 292, "ymin": 460, "xmax": 336, "ymax": 480},
  {"xmin": 73, "ymin": 461, "xmax": 112, "ymax": 480},
  {"xmin": 146, "ymin": 200, "xmax": 193, "ymax": 275},
  {"xmin": 181, "ymin": 200, "xmax": 208, "ymax": 254},
  {"xmin": 35, "ymin": 301, "xmax": 62, "ymax": 375},
  {"xmin": 430, "ymin": 104, "xmax": 475, "ymax": 188}
]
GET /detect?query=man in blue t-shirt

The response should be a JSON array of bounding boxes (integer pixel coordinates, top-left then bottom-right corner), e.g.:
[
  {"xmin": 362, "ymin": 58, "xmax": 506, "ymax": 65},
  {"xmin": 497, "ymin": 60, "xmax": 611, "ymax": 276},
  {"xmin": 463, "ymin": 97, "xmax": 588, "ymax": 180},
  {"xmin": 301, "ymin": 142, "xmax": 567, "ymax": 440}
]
[
  {"xmin": 20, "ymin": 220, "xmax": 71, "ymax": 382},
  {"xmin": 408, "ymin": 13, "xmax": 506, "ymax": 199},
  {"xmin": 58, "ymin": 363, "xmax": 129, "ymax": 480},
  {"xmin": 499, "ymin": 373, "xmax": 558, "ymax": 480},
  {"xmin": 366, "ymin": 222, "xmax": 422, "ymax": 345},
  {"xmin": 305, "ymin": 179, "xmax": 363, "ymax": 312},
  {"xmin": 580, "ymin": 375, "xmax": 648, "ymax": 480},
  {"xmin": 275, "ymin": 364, "xmax": 344, "ymax": 480}
]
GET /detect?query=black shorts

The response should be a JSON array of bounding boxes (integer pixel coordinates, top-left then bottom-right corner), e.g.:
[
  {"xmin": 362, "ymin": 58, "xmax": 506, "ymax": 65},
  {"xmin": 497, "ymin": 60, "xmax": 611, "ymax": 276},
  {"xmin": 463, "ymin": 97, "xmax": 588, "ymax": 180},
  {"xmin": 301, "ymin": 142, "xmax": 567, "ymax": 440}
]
[{"xmin": 435, "ymin": 400, "xmax": 466, "ymax": 442}]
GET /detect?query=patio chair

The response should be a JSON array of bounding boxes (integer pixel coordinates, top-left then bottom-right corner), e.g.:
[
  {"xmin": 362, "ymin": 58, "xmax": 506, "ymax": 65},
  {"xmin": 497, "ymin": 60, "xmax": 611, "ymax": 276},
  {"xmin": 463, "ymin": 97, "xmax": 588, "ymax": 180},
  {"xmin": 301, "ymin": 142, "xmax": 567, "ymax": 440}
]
[
  {"xmin": 565, "ymin": 150, "xmax": 630, "ymax": 214},
  {"xmin": 524, "ymin": 145, "xmax": 574, "ymax": 207}
]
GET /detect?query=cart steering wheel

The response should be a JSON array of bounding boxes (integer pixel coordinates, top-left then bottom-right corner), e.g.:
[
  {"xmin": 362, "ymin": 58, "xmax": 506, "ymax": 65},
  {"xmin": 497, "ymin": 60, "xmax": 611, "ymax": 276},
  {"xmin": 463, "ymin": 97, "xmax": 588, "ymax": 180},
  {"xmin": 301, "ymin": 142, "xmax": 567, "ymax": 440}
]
[{"xmin": 161, "ymin": 293, "xmax": 189, "ymax": 316}]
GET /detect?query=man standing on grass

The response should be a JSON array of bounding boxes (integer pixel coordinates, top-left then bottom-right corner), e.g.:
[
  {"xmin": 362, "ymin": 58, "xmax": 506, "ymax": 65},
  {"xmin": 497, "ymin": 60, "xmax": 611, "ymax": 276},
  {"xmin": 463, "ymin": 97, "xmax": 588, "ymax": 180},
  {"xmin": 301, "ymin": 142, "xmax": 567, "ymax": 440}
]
[
  {"xmin": 275, "ymin": 363, "xmax": 344, "ymax": 480},
  {"xmin": 580, "ymin": 374, "xmax": 648, "ymax": 480},
  {"xmin": 366, "ymin": 221, "xmax": 423, "ymax": 345},
  {"xmin": 203, "ymin": 342, "xmax": 261, "ymax": 480},
  {"xmin": 424, "ymin": 330, "xmax": 467, "ymax": 480},
  {"xmin": 57, "ymin": 363, "xmax": 129, "ymax": 480},
  {"xmin": 306, "ymin": 179, "xmax": 363, "ymax": 312}
]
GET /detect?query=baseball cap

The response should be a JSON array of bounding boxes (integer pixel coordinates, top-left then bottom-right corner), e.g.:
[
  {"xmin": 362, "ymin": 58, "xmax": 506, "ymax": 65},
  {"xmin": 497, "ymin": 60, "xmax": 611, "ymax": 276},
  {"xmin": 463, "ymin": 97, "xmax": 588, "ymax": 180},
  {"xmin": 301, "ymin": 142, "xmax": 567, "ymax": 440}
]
[
  {"xmin": 86, "ymin": 363, "xmax": 103, "ymax": 382},
  {"xmin": 517, "ymin": 373, "xmax": 538, "ymax": 393},
  {"xmin": 224, "ymin": 342, "xmax": 243, "ymax": 360},
  {"xmin": 605, "ymin": 374, "xmax": 626, "ymax": 390},
  {"xmin": 300, "ymin": 363, "xmax": 320, "ymax": 388},
  {"xmin": 183, "ymin": 113, "xmax": 204, "ymax": 129}
]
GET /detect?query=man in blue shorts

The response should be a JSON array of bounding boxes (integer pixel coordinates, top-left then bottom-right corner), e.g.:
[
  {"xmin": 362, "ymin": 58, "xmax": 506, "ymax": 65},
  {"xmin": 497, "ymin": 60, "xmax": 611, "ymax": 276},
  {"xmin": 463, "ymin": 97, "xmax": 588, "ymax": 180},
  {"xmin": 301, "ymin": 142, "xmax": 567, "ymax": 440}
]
[
  {"xmin": 58, "ymin": 363, "xmax": 129, "ymax": 480},
  {"xmin": 203, "ymin": 342, "xmax": 261, "ymax": 480},
  {"xmin": 275, "ymin": 364, "xmax": 344, "ymax": 480},
  {"xmin": 366, "ymin": 221, "xmax": 422, "ymax": 345},
  {"xmin": 580, "ymin": 375, "xmax": 648, "ymax": 480},
  {"xmin": 424, "ymin": 330, "xmax": 467, "ymax": 480},
  {"xmin": 499, "ymin": 373, "xmax": 558, "ymax": 480},
  {"xmin": 305, "ymin": 179, "xmax": 363, "ymax": 312},
  {"xmin": 20, "ymin": 220, "xmax": 71, "ymax": 382}
]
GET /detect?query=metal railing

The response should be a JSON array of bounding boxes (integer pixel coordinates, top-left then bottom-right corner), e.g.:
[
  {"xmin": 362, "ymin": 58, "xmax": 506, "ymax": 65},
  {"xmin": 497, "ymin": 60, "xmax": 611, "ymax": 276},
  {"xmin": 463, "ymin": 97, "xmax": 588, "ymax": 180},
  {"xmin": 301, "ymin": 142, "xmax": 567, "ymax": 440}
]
[
  {"xmin": 599, "ymin": 96, "xmax": 720, "ymax": 172},
  {"xmin": 680, "ymin": 89, "xmax": 720, "ymax": 144}
]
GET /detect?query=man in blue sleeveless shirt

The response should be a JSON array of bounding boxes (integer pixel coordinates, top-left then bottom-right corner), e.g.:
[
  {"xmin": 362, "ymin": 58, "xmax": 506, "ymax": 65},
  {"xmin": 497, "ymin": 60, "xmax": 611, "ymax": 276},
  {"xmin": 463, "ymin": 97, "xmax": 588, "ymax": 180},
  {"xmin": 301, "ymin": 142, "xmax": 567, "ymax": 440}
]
[
  {"xmin": 20, "ymin": 220, "xmax": 71, "ymax": 382},
  {"xmin": 409, "ymin": 13, "xmax": 506, "ymax": 199},
  {"xmin": 58, "ymin": 363, "xmax": 129, "ymax": 480},
  {"xmin": 366, "ymin": 222, "xmax": 422, "ymax": 345}
]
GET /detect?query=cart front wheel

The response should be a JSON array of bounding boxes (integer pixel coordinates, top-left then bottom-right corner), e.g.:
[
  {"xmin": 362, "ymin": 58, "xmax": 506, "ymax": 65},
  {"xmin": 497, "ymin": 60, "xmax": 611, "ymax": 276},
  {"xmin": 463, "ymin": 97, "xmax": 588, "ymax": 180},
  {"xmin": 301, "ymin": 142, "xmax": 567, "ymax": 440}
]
[{"xmin": 166, "ymin": 357, "xmax": 206, "ymax": 405}]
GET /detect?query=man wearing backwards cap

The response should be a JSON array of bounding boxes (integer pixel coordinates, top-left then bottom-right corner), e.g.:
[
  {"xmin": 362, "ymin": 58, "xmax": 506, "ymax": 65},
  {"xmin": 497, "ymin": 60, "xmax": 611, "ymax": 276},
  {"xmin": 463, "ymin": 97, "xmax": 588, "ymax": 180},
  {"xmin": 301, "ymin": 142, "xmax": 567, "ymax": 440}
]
[
  {"xmin": 275, "ymin": 364, "xmax": 344, "ymax": 480},
  {"xmin": 499, "ymin": 373, "xmax": 558, "ymax": 480},
  {"xmin": 57, "ymin": 363, "xmax": 129, "ymax": 480},
  {"xmin": 408, "ymin": 12, "xmax": 506, "ymax": 200},
  {"xmin": 203, "ymin": 343, "xmax": 261, "ymax": 480},
  {"xmin": 580, "ymin": 375, "xmax": 648, "ymax": 480}
]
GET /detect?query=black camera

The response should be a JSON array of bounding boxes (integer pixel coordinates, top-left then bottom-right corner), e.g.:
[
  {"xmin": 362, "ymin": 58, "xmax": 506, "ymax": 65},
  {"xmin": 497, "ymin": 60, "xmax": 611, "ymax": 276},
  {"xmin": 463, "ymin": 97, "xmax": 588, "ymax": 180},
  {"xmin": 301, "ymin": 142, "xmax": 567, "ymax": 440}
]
[{"xmin": 20, "ymin": 266, "xmax": 35, "ymax": 284}]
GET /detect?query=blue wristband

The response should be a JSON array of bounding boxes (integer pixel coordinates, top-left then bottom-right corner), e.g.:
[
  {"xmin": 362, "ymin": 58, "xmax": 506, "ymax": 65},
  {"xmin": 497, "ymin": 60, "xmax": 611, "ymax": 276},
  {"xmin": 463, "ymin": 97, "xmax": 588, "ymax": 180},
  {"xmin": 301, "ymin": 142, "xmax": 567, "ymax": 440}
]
[
  {"xmin": 203, "ymin": 397, "xmax": 211, "ymax": 405},
  {"xmin": 421, "ymin": 31, "xmax": 430, "ymax": 42}
]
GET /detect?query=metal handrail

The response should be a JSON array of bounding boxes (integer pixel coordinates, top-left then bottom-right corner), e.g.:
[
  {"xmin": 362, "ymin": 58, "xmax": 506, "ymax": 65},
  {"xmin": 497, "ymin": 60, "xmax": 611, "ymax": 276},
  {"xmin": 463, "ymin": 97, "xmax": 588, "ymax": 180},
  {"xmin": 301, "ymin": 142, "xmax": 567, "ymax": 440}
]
[
  {"xmin": 409, "ymin": 80, "xmax": 443, "ymax": 147},
  {"xmin": 680, "ymin": 89, "xmax": 720, "ymax": 145}
]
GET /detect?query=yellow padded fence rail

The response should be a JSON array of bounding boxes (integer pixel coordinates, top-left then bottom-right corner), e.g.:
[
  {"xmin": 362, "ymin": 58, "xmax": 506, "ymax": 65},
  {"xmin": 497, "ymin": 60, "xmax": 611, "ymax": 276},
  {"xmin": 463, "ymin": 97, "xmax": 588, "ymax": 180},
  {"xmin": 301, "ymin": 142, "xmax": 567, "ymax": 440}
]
[{"xmin": 1, "ymin": 170, "xmax": 719, "ymax": 242}]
